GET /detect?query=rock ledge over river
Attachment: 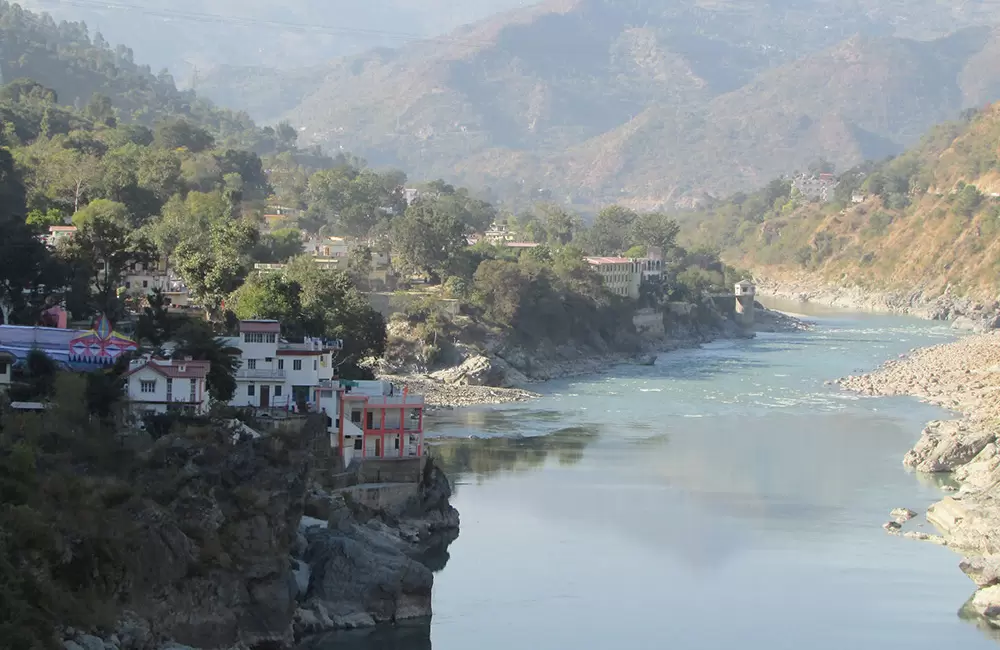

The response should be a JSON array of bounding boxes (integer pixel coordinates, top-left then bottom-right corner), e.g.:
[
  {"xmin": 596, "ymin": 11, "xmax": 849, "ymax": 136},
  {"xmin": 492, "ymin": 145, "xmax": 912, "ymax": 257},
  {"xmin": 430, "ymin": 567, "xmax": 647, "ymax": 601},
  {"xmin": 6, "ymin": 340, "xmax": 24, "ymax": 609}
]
[{"xmin": 838, "ymin": 331, "xmax": 1000, "ymax": 628}]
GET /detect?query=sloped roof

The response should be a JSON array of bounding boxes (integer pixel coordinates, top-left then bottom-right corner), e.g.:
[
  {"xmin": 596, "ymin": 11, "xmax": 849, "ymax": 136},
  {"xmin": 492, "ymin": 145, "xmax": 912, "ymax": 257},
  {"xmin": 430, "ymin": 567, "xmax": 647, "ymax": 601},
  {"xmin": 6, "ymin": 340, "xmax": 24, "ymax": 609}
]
[{"xmin": 124, "ymin": 359, "xmax": 210, "ymax": 380}]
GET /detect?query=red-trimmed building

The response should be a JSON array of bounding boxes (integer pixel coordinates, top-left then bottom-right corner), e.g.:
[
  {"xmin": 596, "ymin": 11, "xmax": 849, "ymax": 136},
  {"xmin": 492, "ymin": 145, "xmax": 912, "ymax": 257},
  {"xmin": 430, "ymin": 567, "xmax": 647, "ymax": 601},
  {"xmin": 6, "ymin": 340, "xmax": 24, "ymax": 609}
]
[
  {"xmin": 124, "ymin": 357, "xmax": 211, "ymax": 415},
  {"xmin": 316, "ymin": 380, "xmax": 425, "ymax": 465}
]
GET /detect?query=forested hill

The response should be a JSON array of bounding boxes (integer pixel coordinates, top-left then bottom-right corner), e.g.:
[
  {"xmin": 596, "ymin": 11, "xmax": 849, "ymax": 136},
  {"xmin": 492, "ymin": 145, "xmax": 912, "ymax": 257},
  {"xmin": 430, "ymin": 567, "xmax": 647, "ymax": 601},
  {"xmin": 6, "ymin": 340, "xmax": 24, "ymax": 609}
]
[
  {"xmin": 0, "ymin": 0, "xmax": 290, "ymax": 152},
  {"xmin": 679, "ymin": 103, "xmax": 1000, "ymax": 302}
]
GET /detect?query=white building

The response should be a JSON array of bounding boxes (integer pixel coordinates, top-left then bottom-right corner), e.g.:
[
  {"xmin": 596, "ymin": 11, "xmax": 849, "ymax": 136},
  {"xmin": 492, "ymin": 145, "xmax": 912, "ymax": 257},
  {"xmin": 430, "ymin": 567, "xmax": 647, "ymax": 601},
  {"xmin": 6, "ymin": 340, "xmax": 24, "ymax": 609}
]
[
  {"xmin": 124, "ymin": 357, "xmax": 211, "ymax": 415},
  {"xmin": 45, "ymin": 225, "xmax": 77, "ymax": 248},
  {"xmin": 792, "ymin": 173, "xmax": 839, "ymax": 202},
  {"xmin": 226, "ymin": 320, "xmax": 342, "ymax": 411}
]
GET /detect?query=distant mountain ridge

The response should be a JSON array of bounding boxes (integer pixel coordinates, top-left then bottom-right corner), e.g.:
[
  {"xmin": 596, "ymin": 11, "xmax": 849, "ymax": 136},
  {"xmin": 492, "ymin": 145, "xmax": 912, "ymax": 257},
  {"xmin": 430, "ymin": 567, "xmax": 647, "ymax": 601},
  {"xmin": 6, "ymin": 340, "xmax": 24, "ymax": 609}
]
[{"xmin": 238, "ymin": 0, "xmax": 1000, "ymax": 209}]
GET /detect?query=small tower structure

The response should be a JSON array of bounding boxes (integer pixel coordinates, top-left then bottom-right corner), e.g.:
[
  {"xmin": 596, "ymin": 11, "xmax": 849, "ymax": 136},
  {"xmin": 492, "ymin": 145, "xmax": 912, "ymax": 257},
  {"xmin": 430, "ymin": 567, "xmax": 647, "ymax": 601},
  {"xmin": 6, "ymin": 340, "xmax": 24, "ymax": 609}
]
[{"xmin": 734, "ymin": 280, "xmax": 756, "ymax": 328}]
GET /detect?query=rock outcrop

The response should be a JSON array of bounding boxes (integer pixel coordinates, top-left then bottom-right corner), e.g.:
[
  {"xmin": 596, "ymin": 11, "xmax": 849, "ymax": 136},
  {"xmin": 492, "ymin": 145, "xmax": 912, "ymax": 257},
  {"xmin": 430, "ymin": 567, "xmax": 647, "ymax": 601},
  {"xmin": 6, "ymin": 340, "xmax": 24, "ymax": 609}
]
[
  {"xmin": 838, "ymin": 331, "xmax": 1000, "ymax": 631},
  {"xmin": 53, "ymin": 422, "xmax": 459, "ymax": 650},
  {"xmin": 295, "ymin": 459, "xmax": 459, "ymax": 637}
]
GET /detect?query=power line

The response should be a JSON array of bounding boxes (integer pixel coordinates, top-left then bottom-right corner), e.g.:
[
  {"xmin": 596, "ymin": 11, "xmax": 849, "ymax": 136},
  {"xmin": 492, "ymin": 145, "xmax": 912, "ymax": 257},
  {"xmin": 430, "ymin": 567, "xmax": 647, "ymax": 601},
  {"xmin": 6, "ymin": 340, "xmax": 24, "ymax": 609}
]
[{"xmin": 29, "ymin": 0, "xmax": 499, "ymax": 47}]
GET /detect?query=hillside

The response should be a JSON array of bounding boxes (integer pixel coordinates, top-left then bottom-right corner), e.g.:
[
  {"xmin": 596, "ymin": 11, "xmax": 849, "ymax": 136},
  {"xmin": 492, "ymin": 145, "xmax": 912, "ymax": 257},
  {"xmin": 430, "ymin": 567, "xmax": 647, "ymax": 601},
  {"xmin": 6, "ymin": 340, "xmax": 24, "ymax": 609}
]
[
  {"xmin": 679, "ymin": 103, "xmax": 1000, "ymax": 302},
  {"xmin": 245, "ymin": 0, "xmax": 1000, "ymax": 209},
  {"xmin": 17, "ymin": 0, "xmax": 530, "ymax": 76},
  {"xmin": 0, "ymin": 1, "xmax": 291, "ymax": 152}
]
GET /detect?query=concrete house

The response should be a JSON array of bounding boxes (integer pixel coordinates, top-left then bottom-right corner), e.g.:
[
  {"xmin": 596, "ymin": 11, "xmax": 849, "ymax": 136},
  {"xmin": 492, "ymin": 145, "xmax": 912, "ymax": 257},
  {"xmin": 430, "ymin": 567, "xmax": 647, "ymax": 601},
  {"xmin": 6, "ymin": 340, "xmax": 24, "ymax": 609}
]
[
  {"xmin": 124, "ymin": 357, "xmax": 211, "ymax": 415},
  {"xmin": 226, "ymin": 320, "xmax": 341, "ymax": 411},
  {"xmin": 337, "ymin": 380, "xmax": 424, "ymax": 465}
]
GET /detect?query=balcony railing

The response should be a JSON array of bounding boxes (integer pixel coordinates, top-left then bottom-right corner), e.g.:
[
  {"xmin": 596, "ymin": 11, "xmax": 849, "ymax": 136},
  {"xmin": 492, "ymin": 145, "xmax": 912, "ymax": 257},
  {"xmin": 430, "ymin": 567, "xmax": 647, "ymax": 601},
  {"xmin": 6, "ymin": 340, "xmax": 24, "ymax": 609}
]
[{"xmin": 235, "ymin": 368, "xmax": 286, "ymax": 380}]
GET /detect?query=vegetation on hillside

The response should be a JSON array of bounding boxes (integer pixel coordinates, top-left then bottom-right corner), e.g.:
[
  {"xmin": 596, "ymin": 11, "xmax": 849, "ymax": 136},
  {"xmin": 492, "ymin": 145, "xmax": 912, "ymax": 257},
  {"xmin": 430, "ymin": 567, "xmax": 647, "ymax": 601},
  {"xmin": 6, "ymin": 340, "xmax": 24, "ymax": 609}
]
[
  {"xmin": 254, "ymin": 0, "xmax": 1000, "ymax": 210},
  {"xmin": 679, "ymin": 104, "xmax": 1000, "ymax": 299}
]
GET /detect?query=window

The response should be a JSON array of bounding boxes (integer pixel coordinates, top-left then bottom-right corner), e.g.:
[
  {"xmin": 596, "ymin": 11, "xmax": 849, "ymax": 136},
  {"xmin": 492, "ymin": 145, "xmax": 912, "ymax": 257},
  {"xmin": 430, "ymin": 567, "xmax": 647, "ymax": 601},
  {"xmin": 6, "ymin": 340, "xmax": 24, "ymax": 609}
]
[
  {"xmin": 313, "ymin": 360, "xmax": 318, "ymax": 371},
  {"xmin": 140, "ymin": 380, "xmax": 156, "ymax": 394},
  {"xmin": 189, "ymin": 379, "xmax": 197, "ymax": 402},
  {"xmin": 265, "ymin": 357, "xmax": 273, "ymax": 362},
  {"xmin": 278, "ymin": 359, "xmax": 284, "ymax": 370},
  {"xmin": 142, "ymin": 280, "xmax": 149, "ymax": 288},
  {"xmin": 293, "ymin": 359, "xmax": 302, "ymax": 371},
  {"xmin": 243, "ymin": 332, "xmax": 277, "ymax": 343},
  {"xmin": 125, "ymin": 281, "xmax": 131, "ymax": 289},
  {"xmin": 248, "ymin": 383, "xmax": 255, "ymax": 396},
  {"xmin": 274, "ymin": 385, "xmax": 283, "ymax": 397},
  {"xmin": 394, "ymin": 436, "xmax": 400, "ymax": 449},
  {"xmin": 0, "ymin": 362, "xmax": 6, "ymax": 375},
  {"xmin": 247, "ymin": 359, "xmax": 257, "ymax": 370},
  {"xmin": 354, "ymin": 438, "xmax": 363, "ymax": 450},
  {"xmin": 166, "ymin": 378, "xmax": 172, "ymax": 401}
]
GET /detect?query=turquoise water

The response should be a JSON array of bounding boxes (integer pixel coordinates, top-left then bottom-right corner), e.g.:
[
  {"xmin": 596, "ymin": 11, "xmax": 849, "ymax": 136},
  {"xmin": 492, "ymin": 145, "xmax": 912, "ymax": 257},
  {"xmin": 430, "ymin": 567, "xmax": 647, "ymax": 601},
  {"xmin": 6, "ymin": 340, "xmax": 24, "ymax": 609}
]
[{"xmin": 320, "ymin": 309, "xmax": 997, "ymax": 649}]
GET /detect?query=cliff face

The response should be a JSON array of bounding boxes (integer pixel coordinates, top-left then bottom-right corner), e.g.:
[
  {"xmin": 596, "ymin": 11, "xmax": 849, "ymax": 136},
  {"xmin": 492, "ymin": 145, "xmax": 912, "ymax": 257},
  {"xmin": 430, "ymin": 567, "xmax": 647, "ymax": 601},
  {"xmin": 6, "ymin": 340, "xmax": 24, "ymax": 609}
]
[
  {"xmin": 24, "ymin": 415, "xmax": 459, "ymax": 650},
  {"xmin": 121, "ymin": 430, "xmax": 311, "ymax": 649}
]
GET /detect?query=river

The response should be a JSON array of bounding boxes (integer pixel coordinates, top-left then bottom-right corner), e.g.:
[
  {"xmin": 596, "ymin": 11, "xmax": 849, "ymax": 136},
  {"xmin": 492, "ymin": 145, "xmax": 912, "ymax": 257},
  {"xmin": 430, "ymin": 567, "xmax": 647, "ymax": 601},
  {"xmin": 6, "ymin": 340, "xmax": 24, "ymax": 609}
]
[{"xmin": 318, "ymin": 307, "xmax": 998, "ymax": 649}]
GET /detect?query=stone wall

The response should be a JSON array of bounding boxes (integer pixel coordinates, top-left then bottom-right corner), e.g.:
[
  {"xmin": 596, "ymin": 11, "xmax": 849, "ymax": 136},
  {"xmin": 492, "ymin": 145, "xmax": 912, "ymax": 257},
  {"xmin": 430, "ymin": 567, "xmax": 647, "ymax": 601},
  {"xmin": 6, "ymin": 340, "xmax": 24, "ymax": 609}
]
[
  {"xmin": 357, "ymin": 457, "xmax": 426, "ymax": 484},
  {"xmin": 339, "ymin": 483, "xmax": 420, "ymax": 513},
  {"xmin": 633, "ymin": 308, "xmax": 665, "ymax": 337}
]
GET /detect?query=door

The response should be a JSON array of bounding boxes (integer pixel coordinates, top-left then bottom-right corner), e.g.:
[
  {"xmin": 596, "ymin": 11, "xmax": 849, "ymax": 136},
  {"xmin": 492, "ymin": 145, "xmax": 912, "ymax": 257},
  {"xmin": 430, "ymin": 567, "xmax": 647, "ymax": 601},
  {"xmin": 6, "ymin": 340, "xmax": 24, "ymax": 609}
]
[
  {"xmin": 260, "ymin": 385, "xmax": 270, "ymax": 408},
  {"xmin": 374, "ymin": 437, "xmax": 382, "ymax": 458}
]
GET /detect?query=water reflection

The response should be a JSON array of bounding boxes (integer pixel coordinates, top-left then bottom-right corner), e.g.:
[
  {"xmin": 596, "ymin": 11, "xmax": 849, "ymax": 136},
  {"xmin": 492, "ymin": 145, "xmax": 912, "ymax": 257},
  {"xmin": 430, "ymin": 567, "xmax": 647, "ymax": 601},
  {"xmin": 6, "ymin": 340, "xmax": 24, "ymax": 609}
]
[
  {"xmin": 430, "ymin": 425, "xmax": 599, "ymax": 486},
  {"xmin": 298, "ymin": 621, "xmax": 431, "ymax": 650}
]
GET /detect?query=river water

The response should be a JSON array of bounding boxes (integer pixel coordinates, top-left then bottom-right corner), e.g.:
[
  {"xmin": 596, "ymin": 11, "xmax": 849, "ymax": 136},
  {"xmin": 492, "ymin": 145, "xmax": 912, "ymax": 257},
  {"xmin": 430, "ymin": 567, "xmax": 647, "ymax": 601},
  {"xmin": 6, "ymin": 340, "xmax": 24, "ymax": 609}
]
[{"xmin": 321, "ymin": 306, "xmax": 1000, "ymax": 649}]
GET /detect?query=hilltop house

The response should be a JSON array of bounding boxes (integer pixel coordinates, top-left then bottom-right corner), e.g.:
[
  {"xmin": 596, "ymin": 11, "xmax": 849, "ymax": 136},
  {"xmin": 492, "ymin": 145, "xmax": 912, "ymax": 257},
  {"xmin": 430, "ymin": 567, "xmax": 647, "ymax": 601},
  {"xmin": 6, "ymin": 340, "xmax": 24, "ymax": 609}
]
[
  {"xmin": 124, "ymin": 357, "xmax": 211, "ymax": 415},
  {"xmin": 792, "ymin": 173, "xmax": 839, "ymax": 202}
]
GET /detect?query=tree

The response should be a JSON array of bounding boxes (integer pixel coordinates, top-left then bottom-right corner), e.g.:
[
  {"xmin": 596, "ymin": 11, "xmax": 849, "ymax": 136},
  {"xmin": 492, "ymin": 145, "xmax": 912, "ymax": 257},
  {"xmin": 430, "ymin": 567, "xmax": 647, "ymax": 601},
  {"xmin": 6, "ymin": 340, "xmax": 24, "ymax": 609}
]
[
  {"xmin": 629, "ymin": 212, "xmax": 680, "ymax": 254},
  {"xmin": 473, "ymin": 260, "xmax": 529, "ymax": 325},
  {"xmin": 0, "ymin": 151, "xmax": 57, "ymax": 325},
  {"xmin": 24, "ymin": 208, "xmax": 64, "ymax": 232},
  {"xmin": 347, "ymin": 245, "xmax": 374, "ymax": 291},
  {"xmin": 253, "ymin": 228, "xmax": 303, "ymax": 263},
  {"xmin": 535, "ymin": 204, "xmax": 579, "ymax": 245},
  {"xmin": 64, "ymin": 203, "xmax": 155, "ymax": 317},
  {"xmin": 284, "ymin": 257, "xmax": 387, "ymax": 375},
  {"xmin": 134, "ymin": 288, "xmax": 175, "ymax": 352},
  {"xmin": 85, "ymin": 93, "xmax": 116, "ymax": 127},
  {"xmin": 391, "ymin": 200, "xmax": 468, "ymax": 281},
  {"xmin": 154, "ymin": 118, "xmax": 214, "ymax": 153},
  {"xmin": 228, "ymin": 274, "xmax": 304, "ymax": 330},
  {"xmin": 170, "ymin": 319, "xmax": 240, "ymax": 402},
  {"xmin": 174, "ymin": 218, "xmax": 259, "ymax": 317},
  {"xmin": 0, "ymin": 79, "xmax": 57, "ymax": 105},
  {"xmin": 588, "ymin": 206, "xmax": 638, "ymax": 254}
]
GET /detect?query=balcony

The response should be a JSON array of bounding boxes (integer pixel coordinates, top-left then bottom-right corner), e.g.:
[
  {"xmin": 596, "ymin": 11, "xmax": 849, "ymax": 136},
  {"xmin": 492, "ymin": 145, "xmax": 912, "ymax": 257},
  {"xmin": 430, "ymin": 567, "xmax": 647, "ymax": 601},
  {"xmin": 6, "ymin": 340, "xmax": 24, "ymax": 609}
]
[{"xmin": 235, "ymin": 368, "xmax": 286, "ymax": 380}]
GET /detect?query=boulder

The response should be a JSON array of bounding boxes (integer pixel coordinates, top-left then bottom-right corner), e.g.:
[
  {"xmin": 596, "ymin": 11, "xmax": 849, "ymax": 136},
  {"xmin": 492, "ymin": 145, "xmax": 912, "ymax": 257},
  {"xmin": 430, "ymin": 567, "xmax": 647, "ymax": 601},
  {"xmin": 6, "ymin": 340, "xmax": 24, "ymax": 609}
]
[
  {"xmin": 961, "ymin": 556, "xmax": 1000, "ymax": 588},
  {"xmin": 903, "ymin": 420, "xmax": 995, "ymax": 473},
  {"xmin": 298, "ymin": 523, "xmax": 434, "ymax": 633},
  {"xmin": 891, "ymin": 507, "xmax": 918, "ymax": 523},
  {"xmin": 429, "ymin": 354, "xmax": 529, "ymax": 388},
  {"xmin": 971, "ymin": 585, "xmax": 1000, "ymax": 624}
]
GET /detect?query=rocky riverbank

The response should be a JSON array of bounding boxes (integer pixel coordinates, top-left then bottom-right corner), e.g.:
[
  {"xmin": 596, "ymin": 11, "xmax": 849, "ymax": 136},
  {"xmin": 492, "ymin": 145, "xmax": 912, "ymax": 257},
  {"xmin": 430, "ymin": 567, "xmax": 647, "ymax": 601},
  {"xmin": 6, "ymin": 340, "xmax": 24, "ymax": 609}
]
[
  {"xmin": 756, "ymin": 276, "xmax": 1000, "ymax": 331},
  {"xmin": 381, "ymin": 304, "xmax": 807, "ymax": 409},
  {"xmin": 837, "ymin": 332, "xmax": 1000, "ymax": 628}
]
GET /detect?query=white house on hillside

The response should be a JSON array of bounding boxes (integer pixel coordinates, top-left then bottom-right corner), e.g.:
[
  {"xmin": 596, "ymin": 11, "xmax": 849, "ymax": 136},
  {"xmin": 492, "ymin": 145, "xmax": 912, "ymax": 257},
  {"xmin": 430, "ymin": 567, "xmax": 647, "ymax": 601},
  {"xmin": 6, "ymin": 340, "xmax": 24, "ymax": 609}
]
[
  {"xmin": 225, "ymin": 320, "xmax": 342, "ymax": 411},
  {"xmin": 124, "ymin": 357, "xmax": 211, "ymax": 415}
]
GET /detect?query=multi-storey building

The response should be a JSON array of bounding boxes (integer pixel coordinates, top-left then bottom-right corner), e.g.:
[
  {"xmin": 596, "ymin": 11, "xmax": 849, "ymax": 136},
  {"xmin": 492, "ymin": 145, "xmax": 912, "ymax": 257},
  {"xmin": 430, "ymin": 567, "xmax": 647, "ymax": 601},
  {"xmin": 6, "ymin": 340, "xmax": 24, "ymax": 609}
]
[
  {"xmin": 331, "ymin": 380, "xmax": 425, "ymax": 465},
  {"xmin": 585, "ymin": 257, "xmax": 643, "ymax": 298},
  {"xmin": 224, "ymin": 320, "xmax": 342, "ymax": 411}
]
